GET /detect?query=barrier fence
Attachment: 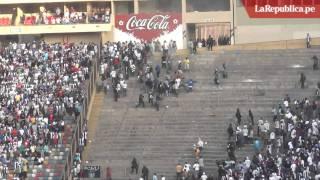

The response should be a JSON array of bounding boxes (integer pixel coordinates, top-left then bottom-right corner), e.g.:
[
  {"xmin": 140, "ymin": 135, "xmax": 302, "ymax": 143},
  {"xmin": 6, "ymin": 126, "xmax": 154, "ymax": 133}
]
[{"xmin": 60, "ymin": 52, "xmax": 100, "ymax": 180}]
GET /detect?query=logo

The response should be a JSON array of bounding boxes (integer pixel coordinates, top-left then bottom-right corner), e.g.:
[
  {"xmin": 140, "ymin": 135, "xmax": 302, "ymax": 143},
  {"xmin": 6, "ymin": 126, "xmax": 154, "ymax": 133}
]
[
  {"xmin": 242, "ymin": 0, "xmax": 320, "ymax": 18},
  {"xmin": 124, "ymin": 15, "xmax": 170, "ymax": 31},
  {"xmin": 116, "ymin": 13, "xmax": 181, "ymax": 41}
]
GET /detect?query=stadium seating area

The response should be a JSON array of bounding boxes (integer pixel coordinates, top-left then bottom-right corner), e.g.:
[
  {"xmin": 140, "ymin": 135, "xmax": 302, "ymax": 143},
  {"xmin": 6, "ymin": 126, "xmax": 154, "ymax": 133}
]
[
  {"xmin": 0, "ymin": 41, "xmax": 97, "ymax": 179},
  {"xmin": 86, "ymin": 47, "xmax": 319, "ymax": 179}
]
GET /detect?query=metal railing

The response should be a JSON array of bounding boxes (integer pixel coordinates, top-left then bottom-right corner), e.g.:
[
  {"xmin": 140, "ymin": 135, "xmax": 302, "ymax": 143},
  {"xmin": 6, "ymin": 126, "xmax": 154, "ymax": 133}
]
[{"xmin": 60, "ymin": 53, "xmax": 100, "ymax": 180}]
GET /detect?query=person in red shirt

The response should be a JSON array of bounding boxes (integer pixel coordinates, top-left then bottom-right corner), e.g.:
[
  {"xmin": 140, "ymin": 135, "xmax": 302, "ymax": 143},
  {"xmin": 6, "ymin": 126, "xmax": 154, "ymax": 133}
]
[{"xmin": 11, "ymin": 129, "xmax": 17, "ymax": 137}]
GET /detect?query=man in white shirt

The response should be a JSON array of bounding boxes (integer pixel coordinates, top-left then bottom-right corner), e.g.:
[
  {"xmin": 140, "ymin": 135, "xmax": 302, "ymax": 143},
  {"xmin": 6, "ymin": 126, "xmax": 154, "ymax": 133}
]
[
  {"xmin": 193, "ymin": 161, "xmax": 200, "ymax": 176},
  {"xmin": 200, "ymin": 172, "xmax": 208, "ymax": 180},
  {"xmin": 163, "ymin": 41, "xmax": 169, "ymax": 55}
]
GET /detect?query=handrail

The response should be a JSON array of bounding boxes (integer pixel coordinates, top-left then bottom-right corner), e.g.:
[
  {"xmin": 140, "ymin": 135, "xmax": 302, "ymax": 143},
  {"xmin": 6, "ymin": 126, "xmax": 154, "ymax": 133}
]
[{"xmin": 60, "ymin": 52, "xmax": 100, "ymax": 180}]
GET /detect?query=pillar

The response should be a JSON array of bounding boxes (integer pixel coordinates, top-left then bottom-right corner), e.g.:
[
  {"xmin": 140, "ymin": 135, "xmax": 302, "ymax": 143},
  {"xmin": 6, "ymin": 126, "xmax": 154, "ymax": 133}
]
[
  {"xmin": 230, "ymin": 0, "xmax": 235, "ymax": 45},
  {"xmin": 111, "ymin": 0, "xmax": 115, "ymax": 25},
  {"xmin": 182, "ymin": 0, "xmax": 187, "ymax": 49},
  {"xmin": 134, "ymin": 0, "xmax": 139, "ymax": 14},
  {"xmin": 86, "ymin": 2, "xmax": 92, "ymax": 23}
]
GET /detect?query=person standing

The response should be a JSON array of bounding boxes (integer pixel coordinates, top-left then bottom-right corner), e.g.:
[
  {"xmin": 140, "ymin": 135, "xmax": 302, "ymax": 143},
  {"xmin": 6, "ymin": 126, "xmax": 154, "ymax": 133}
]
[
  {"xmin": 152, "ymin": 173, "xmax": 158, "ymax": 180},
  {"xmin": 227, "ymin": 123, "xmax": 234, "ymax": 139},
  {"xmin": 300, "ymin": 73, "xmax": 306, "ymax": 89},
  {"xmin": 136, "ymin": 94, "xmax": 145, "ymax": 108},
  {"xmin": 235, "ymin": 108, "xmax": 242, "ymax": 125},
  {"xmin": 193, "ymin": 40, "xmax": 197, "ymax": 54},
  {"xmin": 193, "ymin": 161, "xmax": 200, "ymax": 178},
  {"xmin": 200, "ymin": 172, "xmax": 208, "ymax": 180},
  {"xmin": 306, "ymin": 33, "xmax": 311, "ymax": 48},
  {"xmin": 142, "ymin": 165, "xmax": 149, "ymax": 180},
  {"xmin": 131, "ymin": 157, "xmax": 139, "ymax": 174},
  {"xmin": 313, "ymin": 55, "xmax": 318, "ymax": 70},
  {"xmin": 155, "ymin": 64, "xmax": 161, "ymax": 78},
  {"xmin": 163, "ymin": 40, "xmax": 169, "ymax": 56},
  {"xmin": 198, "ymin": 156, "xmax": 204, "ymax": 170},
  {"xmin": 248, "ymin": 109, "xmax": 254, "ymax": 125},
  {"xmin": 183, "ymin": 57, "xmax": 190, "ymax": 72},
  {"xmin": 207, "ymin": 35, "xmax": 214, "ymax": 51},
  {"xmin": 222, "ymin": 63, "xmax": 227, "ymax": 78},
  {"xmin": 257, "ymin": 117, "xmax": 264, "ymax": 137},
  {"xmin": 155, "ymin": 94, "xmax": 160, "ymax": 111},
  {"xmin": 227, "ymin": 142, "xmax": 236, "ymax": 161},
  {"xmin": 176, "ymin": 163, "xmax": 183, "ymax": 180}
]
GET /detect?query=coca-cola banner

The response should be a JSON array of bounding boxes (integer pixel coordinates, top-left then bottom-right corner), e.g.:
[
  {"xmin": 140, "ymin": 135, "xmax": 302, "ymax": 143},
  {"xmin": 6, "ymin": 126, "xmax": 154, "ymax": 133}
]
[{"xmin": 115, "ymin": 13, "xmax": 183, "ymax": 49}]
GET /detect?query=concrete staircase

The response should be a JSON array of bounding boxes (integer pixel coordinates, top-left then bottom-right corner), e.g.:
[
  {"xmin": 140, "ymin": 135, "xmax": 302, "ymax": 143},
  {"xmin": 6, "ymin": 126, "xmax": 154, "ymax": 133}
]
[{"xmin": 84, "ymin": 48, "xmax": 320, "ymax": 180}]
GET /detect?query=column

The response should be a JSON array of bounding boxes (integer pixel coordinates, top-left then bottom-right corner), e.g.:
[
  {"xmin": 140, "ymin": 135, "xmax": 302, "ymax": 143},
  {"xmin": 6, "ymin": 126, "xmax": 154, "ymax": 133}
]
[
  {"xmin": 182, "ymin": 0, "xmax": 187, "ymax": 49},
  {"xmin": 86, "ymin": 2, "xmax": 92, "ymax": 23},
  {"xmin": 111, "ymin": 0, "xmax": 115, "ymax": 24},
  {"xmin": 134, "ymin": 0, "xmax": 139, "ymax": 14},
  {"xmin": 230, "ymin": 0, "xmax": 235, "ymax": 45},
  {"xmin": 16, "ymin": 7, "xmax": 23, "ymax": 25}
]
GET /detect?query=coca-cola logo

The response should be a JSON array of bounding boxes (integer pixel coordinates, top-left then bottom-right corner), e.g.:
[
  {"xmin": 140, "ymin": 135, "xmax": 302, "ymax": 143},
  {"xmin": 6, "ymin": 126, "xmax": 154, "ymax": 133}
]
[
  {"xmin": 124, "ymin": 15, "xmax": 170, "ymax": 31},
  {"xmin": 116, "ymin": 13, "xmax": 181, "ymax": 41}
]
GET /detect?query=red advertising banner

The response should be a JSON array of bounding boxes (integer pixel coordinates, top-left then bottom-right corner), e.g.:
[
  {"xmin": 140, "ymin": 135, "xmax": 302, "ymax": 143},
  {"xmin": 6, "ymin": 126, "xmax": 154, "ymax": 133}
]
[
  {"xmin": 242, "ymin": 0, "xmax": 320, "ymax": 18},
  {"xmin": 115, "ymin": 13, "xmax": 182, "ymax": 41}
]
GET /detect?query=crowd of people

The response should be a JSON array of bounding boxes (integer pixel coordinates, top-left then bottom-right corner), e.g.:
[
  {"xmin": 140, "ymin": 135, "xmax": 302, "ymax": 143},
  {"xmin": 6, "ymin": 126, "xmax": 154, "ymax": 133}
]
[
  {"xmin": 21, "ymin": 5, "xmax": 111, "ymax": 25},
  {"xmin": 37, "ymin": 6, "xmax": 87, "ymax": 25},
  {"xmin": 174, "ymin": 138, "xmax": 215, "ymax": 180},
  {"xmin": 98, "ymin": 39, "xmax": 192, "ymax": 180},
  {"xmin": 0, "ymin": 41, "xmax": 97, "ymax": 179},
  {"xmin": 188, "ymin": 35, "xmax": 231, "ymax": 54},
  {"xmin": 218, "ymin": 60, "xmax": 320, "ymax": 179},
  {"xmin": 89, "ymin": 7, "xmax": 111, "ymax": 23},
  {"xmin": 99, "ymin": 39, "xmax": 189, "ymax": 111},
  {"xmin": 72, "ymin": 120, "xmax": 88, "ymax": 178}
]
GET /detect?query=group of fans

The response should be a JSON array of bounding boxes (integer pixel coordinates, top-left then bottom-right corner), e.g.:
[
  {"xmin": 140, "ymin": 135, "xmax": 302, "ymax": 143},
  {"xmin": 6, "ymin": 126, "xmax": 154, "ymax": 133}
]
[
  {"xmin": 175, "ymin": 138, "xmax": 214, "ymax": 180},
  {"xmin": 0, "ymin": 41, "xmax": 97, "ymax": 179},
  {"xmin": 99, "ymin": 39, "xmax": 194, "ymax": 180},
  {"xmin": 99, "ymin": 39, "xmax": 192, "ymax": 112},
  {"xmin": 219, "ymin": 59, "xmax": 320, "ymax": 179}
]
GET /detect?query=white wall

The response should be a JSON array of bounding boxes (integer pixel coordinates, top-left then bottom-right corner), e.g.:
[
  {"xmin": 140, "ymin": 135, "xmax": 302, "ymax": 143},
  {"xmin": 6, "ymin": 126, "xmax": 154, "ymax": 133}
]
[
  {"xmin": 236, "ymin": 24, "xmax": 320, "ymax": 44},
  {"xmin": 235, "ymin": 4, "xmax": 320, "ymax": 44},
  {"xmin": 114, "ymin": 25, "xmax": 184, "ymax": 49}
]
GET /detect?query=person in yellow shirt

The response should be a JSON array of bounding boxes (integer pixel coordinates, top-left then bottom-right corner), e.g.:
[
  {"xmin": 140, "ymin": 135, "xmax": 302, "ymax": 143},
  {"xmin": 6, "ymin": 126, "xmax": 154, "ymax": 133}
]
[
  {"xmin": 15, "ymin": 94, "xmax": 21, "ymax": 102},
  {"xmin": 183, "ymin": 57, "xmax": 190, "ymax": 71}
]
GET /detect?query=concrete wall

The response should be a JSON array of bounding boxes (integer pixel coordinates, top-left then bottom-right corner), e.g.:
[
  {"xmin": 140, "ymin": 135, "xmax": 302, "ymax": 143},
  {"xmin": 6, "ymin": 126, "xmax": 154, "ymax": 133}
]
[
  {"xmin": 184, "ymin": 11, "xmax": 232, "ymax": 24},
  {"xmin": 43, "ymin": 32, "xmax": 101, "ymax": 44},
  {"xmin": 101, "ymin": 31, "xmax": 114, "ymax": 43},
  {"xmin": 115, "ymin": 1, "xmax": 133, "ymax": 14},
  {"xmin": 139, "ymin": 1, "xmax": 157, "ymax": 13},
  {"xmin": 235, "ymin": 24, "xmax": 320, "ymax": 44},
  {"xmin": 234, "ymin": 0, "xmax": 320, "ymax": 44},
  {"xmin": 0, "ymin": 24, "xmax": 112, "ymax": 35}
]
